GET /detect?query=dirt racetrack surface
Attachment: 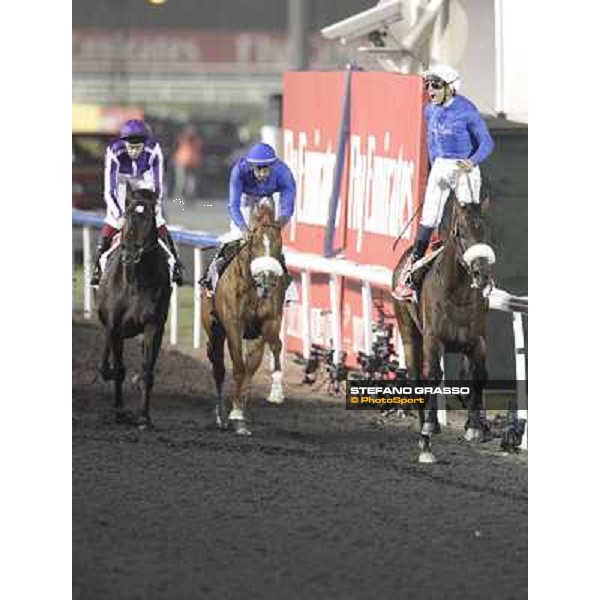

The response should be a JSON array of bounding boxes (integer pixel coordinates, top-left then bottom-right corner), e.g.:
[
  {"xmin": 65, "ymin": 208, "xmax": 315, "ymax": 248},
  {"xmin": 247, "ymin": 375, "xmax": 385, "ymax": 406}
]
[{"xmin": 73, "ymin": 319, "xmax": 527, "ymax": 600}]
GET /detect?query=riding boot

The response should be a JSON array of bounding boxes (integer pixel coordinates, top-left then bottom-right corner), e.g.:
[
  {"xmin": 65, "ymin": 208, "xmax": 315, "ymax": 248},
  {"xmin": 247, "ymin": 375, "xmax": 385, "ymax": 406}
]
[
  {"xmin": 199, "ymin": 245, "xmax": 224, "ymax": 291},
  {"xmin": 90, "ymin": 234, "xmax": 114, "ymax": 286},
  {"xmin": 411, "ymin": 238, "xmax": 429, "ymax": 264},
  {"xmin": 412, "ymin": 225, "xmax": 433, "ymax": 262},
  {"xmin": 199, "ymin": 240, "xmax": 243, "ymax": 295},
  {"xmin": 392, "ymin": 227, "xmax": 432, "ymax": 301},
  {"xmin": 158, "ymin": 226, "xmax": 184, "ymax": 286}
]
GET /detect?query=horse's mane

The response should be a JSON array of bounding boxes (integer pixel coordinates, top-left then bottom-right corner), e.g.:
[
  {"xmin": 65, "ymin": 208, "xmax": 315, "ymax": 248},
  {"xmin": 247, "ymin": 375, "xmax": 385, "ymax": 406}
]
[{"xmin": 250, "ymin": 201, "xmax": 277, "ymax": 230}]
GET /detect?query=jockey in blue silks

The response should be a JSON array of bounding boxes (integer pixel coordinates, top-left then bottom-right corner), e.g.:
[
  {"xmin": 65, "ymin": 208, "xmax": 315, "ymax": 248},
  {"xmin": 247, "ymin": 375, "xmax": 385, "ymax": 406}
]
[
  {"xmin": 201, "ymin": 142, "xmax": 296, "ymax": 295},
  {"xmin": 90, "ymin": 119, "xmax": 184, "ymax": 286},
  {"xmin": 393, "ymin": 64, "xmax": 494, "ymax": 300}
]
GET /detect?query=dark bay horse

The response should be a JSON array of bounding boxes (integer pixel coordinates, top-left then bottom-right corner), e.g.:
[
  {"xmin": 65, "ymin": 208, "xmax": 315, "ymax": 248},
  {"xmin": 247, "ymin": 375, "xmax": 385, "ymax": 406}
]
[
  {"xmin": 392, "ymin": 194, "xmax": 495, "ymax": 463},
  {"xmin": 201, "ymin": 200, "xmax": 288, "ymax": 435},
  {"xmin": 96, "ymin": 188, "xmax": 172, "ymax": 428}
]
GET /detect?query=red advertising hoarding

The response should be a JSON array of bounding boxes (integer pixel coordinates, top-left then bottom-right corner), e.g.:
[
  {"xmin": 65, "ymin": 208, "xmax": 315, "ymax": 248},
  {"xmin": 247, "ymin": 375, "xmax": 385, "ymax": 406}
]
[{"xmin": 282, "ymin": 71, "xmax": 427, "ymax": 364}]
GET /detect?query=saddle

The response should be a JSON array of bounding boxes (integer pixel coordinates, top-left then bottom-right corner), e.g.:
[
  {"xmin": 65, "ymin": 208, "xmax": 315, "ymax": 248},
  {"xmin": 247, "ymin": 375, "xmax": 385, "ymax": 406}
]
[{"xmin": 410, "ymin": 242, "xmax": 445, "ymax": 288}]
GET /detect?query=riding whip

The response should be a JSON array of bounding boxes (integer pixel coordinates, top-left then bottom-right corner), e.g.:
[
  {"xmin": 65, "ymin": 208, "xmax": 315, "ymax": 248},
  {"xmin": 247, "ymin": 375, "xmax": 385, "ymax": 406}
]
[{"xmin": 392, "ymin": 200, "xmax": 424, "ymax": 252}]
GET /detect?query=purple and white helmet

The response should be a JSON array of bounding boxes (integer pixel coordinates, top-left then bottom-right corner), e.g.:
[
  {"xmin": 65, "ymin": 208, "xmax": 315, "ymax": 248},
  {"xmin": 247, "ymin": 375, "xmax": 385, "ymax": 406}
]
[
  {"xmin": 119, "ymin": 119, "xmax": 151, "ymax": 141},
  {"xmin": 246, "ymin": 143, "xmax": 277, "ymax": 166}
]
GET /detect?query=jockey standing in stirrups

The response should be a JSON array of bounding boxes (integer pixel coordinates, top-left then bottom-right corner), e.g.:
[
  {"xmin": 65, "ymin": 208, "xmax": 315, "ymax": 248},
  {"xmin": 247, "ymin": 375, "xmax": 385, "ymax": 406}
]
[
  {"xmin": 200, "ymin": 142, "xmax": 296, "ymax": 296},
  {"xmin": 392, "ymin": 64, "xmax": 494, "ymax": 300},
  {"xmin": 90, "ymin": 119, "xmax": 184, "ymax": 287}
]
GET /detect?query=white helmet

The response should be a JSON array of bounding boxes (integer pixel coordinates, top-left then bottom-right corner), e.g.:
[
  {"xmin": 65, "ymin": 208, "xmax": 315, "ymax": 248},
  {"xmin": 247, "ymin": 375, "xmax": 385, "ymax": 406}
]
[{"xmin": 424, "ymin": 64, "xmax": 461, "ymax": 93}]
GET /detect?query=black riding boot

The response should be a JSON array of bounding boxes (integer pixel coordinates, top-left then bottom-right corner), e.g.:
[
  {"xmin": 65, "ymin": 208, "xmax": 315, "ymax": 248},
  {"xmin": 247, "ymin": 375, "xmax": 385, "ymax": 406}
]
[
  {"xmin": 412, "ymin": 238, "xmax": 428, "ymax": 263},
  {"xmin": 90, "ymin": 235, "xmax": 113, "ymax": 286},
  {"xmin": 412, "ymin": 225, "xmax": 433, "ymax": 262},
  {"xmin": 160, "ymin": 230, "xmax": 184, "ymax": 286}
]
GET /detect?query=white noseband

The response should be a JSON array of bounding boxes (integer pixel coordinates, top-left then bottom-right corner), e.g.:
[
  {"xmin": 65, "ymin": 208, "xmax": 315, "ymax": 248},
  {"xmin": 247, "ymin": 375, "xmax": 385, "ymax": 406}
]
[
  {"xmin": 250, "ymin": 256, "xmax": 283, "ymax": 277},
  {"xmin": 462, "ymin": 243, "xmax": 496, "ymax": 266}
]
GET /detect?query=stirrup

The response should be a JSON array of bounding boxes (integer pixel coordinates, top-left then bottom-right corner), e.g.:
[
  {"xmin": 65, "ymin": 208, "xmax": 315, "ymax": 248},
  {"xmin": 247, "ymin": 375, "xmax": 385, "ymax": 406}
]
[
  {"xmin": 90, "ymin": 268, "xmax": 101, "ymax": 287},
  {"xmin": 392, "ymin": 285, "xmax": 416, "ymax": 302}
]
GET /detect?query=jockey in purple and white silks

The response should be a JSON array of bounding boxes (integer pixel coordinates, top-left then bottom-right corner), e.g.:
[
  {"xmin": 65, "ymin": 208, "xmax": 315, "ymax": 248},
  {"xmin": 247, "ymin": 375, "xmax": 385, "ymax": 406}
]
[
  {"xmin": 90, "ymin": 119, "xmax": 183, "ymax": 286},
  {"xmin": 393, "ymin": 64, "xmax": 494, "ymax": 300},
  {"xmin": 201, "ymin": 142, "xmax": 296, "ymax": 295}
]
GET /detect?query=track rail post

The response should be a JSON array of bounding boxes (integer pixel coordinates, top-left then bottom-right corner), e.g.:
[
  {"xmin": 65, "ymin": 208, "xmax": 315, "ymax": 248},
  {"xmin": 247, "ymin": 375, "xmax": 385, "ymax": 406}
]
[
  {"xmin": 82, "ymin": 226, "xmax": 93, "ymax": 319},
  {"xmin": 170, "ymin": 285, "xmax": 178, "ymax": 346},
  {"xmin": 193, "ymin": 247, "xmax": 203, "ymax": 349}
]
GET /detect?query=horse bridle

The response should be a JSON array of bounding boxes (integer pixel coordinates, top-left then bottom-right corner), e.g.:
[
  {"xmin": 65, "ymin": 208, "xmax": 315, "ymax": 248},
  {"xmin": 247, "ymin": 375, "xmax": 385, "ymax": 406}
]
[
  {"xmin": 121, "ymin": 200, "xmax": 160, "ymax": 265},
  {"xmin": 450, "ymin": 203, "xmax": 485, "ymax": 272},
  {"xmin": 246, "ymin": 222, "xmax": 284, "ymax": 296}
]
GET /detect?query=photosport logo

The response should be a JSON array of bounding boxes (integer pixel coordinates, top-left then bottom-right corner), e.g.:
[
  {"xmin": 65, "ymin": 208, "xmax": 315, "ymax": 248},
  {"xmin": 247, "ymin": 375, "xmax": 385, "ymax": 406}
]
[{"xmin": 345, "ymin": 380, "xmax": 527, "ymax": 411}]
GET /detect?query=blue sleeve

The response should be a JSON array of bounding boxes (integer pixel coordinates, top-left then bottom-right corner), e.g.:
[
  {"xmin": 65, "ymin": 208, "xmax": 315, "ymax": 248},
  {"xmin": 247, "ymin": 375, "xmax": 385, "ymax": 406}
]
[
  {"xmin": 466, "ymin": 107, "xmax": 494, "ymax": 165},
  {"xmin": 424, "ymin": 105, "xmax": 435, "ymax": 165},
  {"xmin": 228, "ymin": 162, "xmax": 247, "ymax": 231},
  {"xmin": 277, "ymin": 163, "xmax": 296, "ymax": 222}
]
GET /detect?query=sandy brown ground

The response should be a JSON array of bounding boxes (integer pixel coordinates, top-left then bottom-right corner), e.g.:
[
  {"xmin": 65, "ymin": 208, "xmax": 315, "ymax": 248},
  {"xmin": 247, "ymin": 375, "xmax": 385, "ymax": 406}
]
[{"xmin": 73, "ymin": 318, "xmax": 527, "ymax": 600}]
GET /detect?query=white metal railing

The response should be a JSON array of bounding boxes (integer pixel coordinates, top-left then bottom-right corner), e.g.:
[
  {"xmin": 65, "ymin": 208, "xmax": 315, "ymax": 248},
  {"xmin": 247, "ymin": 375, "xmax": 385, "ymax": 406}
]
[{"xmin": 73, "ymin": 209, "xmax": 528, "ymax": 447}]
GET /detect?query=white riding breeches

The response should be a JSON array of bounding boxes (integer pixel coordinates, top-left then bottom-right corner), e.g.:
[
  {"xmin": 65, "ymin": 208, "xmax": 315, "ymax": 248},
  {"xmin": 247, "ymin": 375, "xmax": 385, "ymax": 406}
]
[
  {"xmin": 420, "ymin": 158, "xmax": 481, "ymax": 229},
  {"xmin": 104, "ymin": 176, "xmax": 166, "ymax": 230},
  {"xmin": 225, "ymin": 194, "xmax": 280, "ymax": 241}
]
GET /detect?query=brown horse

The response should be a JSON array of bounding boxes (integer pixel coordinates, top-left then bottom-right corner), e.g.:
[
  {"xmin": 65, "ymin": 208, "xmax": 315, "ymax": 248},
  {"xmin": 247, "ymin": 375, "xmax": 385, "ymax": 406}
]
[
  {"xmin": 392, "ymin": 194, "xmax": 495, "ymax": 463},
  {"xmin": 201, "ymin": 200, "xmax": 288, "ymax": 435},
  {"xmin": 96, "ymin": 188, "xmax": 172, "ymax": 428}
]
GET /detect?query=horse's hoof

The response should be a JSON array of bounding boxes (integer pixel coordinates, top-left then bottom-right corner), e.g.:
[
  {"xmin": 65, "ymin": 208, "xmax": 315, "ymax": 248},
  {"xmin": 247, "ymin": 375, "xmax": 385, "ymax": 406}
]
[
  {"xmin": 215, "ymin": 415, "xmax": 228, "ymax": 431},
  {"xmin": 421, "ymin": 422, "xmax": 436, "ymax": 435},
  {"xmin": 98, "ymin": 365, "xmax": 114, "ymax": 381},
  {"xmin": 419, "ymin": 452, "xmax": 437, "ymax": 464},
  {"xmin": 464, "ymin": 427, "xmax": 482, "ymax": 442},
  {"xmin": 267, "ymin": 389, "xmax": 284, "ymax": 404},
  {"xmin": 115, "ymin": 410, "xmax": 128, "ymax": 424},
  {"xmin": 233, "ymin": 421, "xmax": 252, "ymax": 436},
  {"xmin": 137, "ymin": 416, "xmax": 153, "ymax": 430}
]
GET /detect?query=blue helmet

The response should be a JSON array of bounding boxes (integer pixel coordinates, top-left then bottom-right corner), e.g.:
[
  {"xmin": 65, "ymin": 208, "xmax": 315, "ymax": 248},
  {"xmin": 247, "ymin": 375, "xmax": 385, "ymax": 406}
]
[
  {"xmin": 246, "ymin": 143, "xmax": 277, "ymax": 166},
  {"xmin": 119, "ymin": 119, "xmax": 151, "ymax": 141}
]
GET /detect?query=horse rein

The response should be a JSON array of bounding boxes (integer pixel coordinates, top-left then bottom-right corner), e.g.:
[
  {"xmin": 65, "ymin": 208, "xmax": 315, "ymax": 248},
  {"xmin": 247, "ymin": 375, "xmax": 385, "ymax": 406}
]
[{"xmin": 121, "ymin": 199, "xmax": 161, "ymax": 265}]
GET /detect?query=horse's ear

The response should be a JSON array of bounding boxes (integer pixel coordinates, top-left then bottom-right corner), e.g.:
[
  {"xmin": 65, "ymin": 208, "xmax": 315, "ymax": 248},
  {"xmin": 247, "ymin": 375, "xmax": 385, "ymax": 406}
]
[
  {"xmin": 480, "ymin": 177, "xmax": 492, "ymax": 215},
  {"xmin": 480, "ymin": 195, "xmax": 491, "ymax": 216}
]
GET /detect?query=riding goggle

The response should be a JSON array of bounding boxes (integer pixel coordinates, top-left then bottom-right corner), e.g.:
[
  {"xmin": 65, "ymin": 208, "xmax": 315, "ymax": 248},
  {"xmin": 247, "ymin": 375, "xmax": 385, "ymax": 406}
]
[
  {"xmin": 424, "ymin": 79, "xmax": 446, "ymax": 90},
  {"xmin": 124, "ymin": 136, "xmax": 146, "ymax": 145}
]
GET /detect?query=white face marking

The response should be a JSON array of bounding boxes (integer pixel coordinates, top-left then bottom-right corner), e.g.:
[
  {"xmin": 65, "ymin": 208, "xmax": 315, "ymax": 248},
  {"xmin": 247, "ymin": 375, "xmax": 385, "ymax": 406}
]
[
  {"xmin": 263, "ymin": 233, "xmax": 271, "ymax": 257},
  {"xmin": 135, "ymin": 205, "xmax": 145, "ymax": 214}
]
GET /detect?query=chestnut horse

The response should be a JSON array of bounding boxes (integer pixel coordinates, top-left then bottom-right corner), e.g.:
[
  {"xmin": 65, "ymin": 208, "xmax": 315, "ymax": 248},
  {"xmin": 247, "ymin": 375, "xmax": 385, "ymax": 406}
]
[
  {"xmin": 201, "ymin": 200, "xmax": 288, "ymax": 435},
  {"xmin": 392, "ymin": 194, "xmax": 495, "ymax": 463}
]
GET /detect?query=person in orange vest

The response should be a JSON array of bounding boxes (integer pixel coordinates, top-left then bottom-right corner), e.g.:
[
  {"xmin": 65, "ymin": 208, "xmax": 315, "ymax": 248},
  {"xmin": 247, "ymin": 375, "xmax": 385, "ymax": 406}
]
[{"xmin": 173, "ymin": 124, "xmax": 203, "ymax": 199}]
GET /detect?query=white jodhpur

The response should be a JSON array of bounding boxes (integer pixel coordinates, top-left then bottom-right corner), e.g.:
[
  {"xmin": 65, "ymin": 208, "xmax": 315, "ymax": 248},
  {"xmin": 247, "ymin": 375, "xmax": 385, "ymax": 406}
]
[{"xmin": 420, "ymin": 158, "xmax": 482, "ymax": 228}]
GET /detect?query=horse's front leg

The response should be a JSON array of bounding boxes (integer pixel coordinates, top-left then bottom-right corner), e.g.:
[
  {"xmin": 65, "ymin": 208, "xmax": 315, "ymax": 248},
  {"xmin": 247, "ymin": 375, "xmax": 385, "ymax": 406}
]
[
  {"xmin": 138, "ymin": 322, "xmax": 165, "ymax": 429},
  {"xmin": 243, "ymin": 337, "xmax": 265, "ymax": 409},
  {"xmin": 97, "ymin": 332, "xmax": 113, "ymax": 381},
  {"xmin": 464, "ymin": 337, "xmax": 488, "ymax": 442},
  {"xmin": 110, "ymin": 331, "xmax": 126, "ymax": 423},
  {"xmin": 418, "ymin": 336, "xmax": 443, "ymax": 463},
  {"xmin": 262, "ymin": 318, "xmax": 284, "ymax": 404},
  {"xmin": 225, "ymin": 326, "xmax": 251, "ymax": 436}
]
